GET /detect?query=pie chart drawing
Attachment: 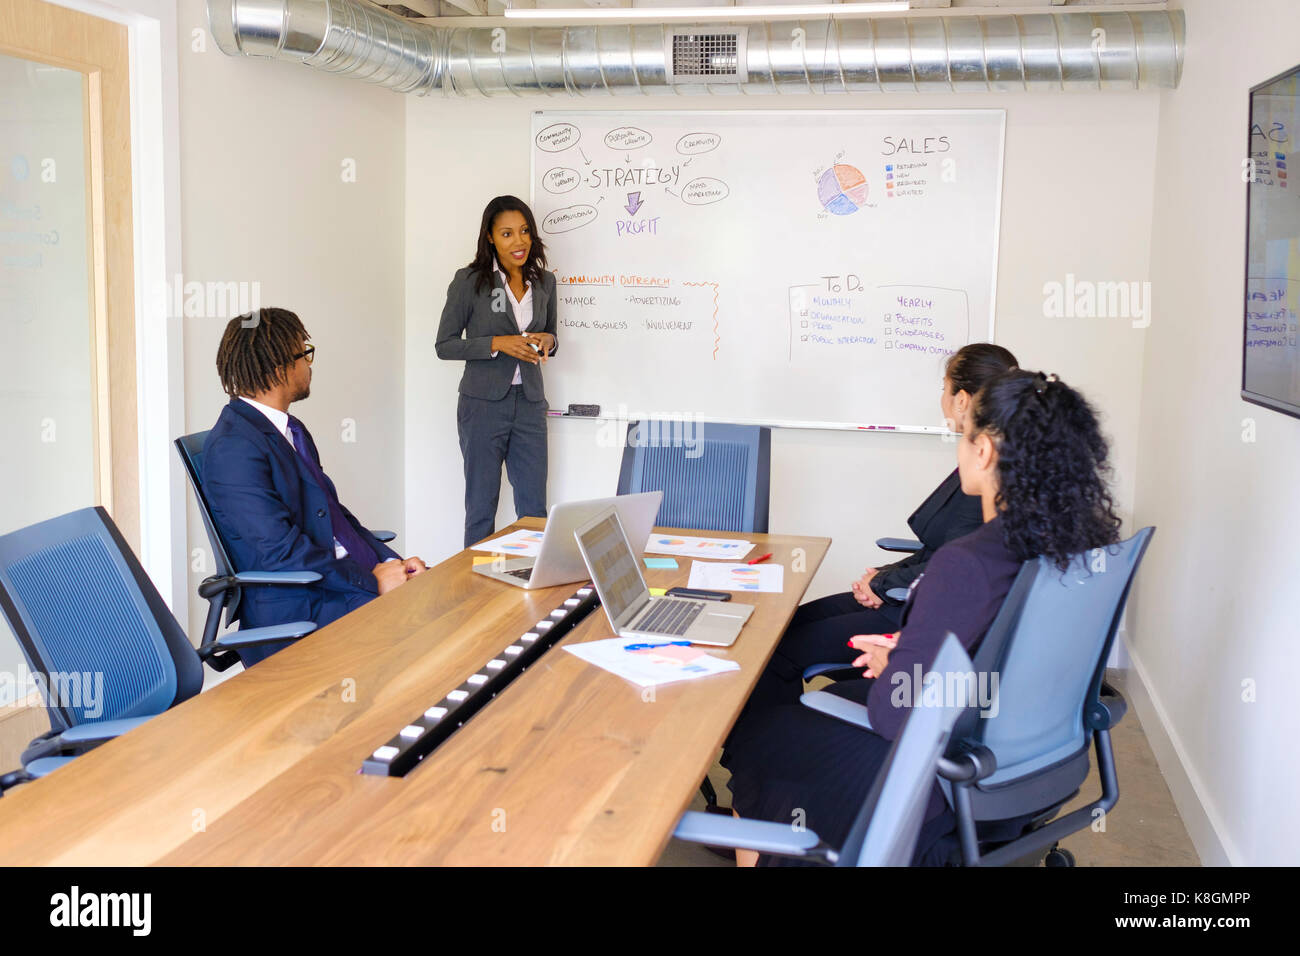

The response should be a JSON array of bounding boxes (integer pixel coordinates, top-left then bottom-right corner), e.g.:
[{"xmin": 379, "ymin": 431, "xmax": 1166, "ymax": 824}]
[{"xmin": 817, "ymin": 164, "xmax": 869, "ymax": 216}]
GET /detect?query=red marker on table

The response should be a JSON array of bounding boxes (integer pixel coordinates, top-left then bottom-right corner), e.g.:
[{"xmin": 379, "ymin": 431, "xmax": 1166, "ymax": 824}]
[{"xmin": 747, "ymin": 552, "xmax": 773, "ymax": 565}]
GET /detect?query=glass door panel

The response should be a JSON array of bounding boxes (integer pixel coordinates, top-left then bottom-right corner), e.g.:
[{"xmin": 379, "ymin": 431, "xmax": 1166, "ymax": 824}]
[{"xmin": 0, "ymin": 51, "xmax": 97, "ymax": 698}]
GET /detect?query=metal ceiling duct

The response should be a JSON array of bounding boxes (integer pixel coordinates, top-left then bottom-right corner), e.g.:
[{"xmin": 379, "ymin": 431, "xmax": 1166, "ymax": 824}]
[
  {"xmin": 207, "ymin": 0, "xmax": 1184, "ymax": 97},
  {"xmin": 207, "ymin": 0, "xmax": 441, "ymax": 92}
]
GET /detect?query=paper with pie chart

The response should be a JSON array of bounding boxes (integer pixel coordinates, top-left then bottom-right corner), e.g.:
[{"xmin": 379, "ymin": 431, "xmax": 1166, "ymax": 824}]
[
  {"xmin": 644, "ymin": 535, "xmax": 755, "ymax": 560},
  {"xmin": 473, "ymin": 529, "xmax": 546, "ymax": 557},
  {"xmin": 688, "ymin": 561, "xmax": 784, "ymax": 593}
]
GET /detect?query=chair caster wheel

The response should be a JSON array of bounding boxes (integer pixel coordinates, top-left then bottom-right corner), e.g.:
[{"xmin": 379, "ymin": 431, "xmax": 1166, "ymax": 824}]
[{"xmin": 1044, "ymin": 847, "xmax": 1075, "ymax": 867}]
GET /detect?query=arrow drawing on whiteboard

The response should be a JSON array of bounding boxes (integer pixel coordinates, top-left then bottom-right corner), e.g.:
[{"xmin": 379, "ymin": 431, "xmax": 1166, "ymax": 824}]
[
  {"xmin": 625, "ymin": 191, "xmax": 644, "ymax": 215},
  {"xmin": 579, "ymin": 146, "xmax": 591, "ymax": 165},
  {"xmin": 665, "ymin": 188, "xmax": 678, "ymax": 198},
  {"xmin": 596, "ymin": 195, "xmax": 604, "ymax": 203}
]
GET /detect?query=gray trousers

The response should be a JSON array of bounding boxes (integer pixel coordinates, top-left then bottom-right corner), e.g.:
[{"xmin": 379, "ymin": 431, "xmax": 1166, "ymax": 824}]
[{"xmin": 457, "ymin": 385, "xmax": 548, "ymax": 547}]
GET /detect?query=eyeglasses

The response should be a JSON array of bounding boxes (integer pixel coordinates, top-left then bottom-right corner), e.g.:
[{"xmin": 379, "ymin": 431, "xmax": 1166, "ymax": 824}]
[{"xmin": 293, "ymin": 345, "xmax": 316, "ymax": 365}]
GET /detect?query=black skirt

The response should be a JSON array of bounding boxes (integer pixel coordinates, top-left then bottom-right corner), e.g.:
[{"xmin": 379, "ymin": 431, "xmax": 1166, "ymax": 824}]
[
  {"xmin": 722, "ymin": 677, "xmax": 955, "ymax": 867},
  {"xmin": 740, "ymin": 592, "xmax": 903, "ymax": 714}
]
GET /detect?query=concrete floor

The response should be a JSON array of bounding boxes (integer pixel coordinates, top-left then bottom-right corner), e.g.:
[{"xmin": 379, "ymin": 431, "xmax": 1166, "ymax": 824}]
[{"xmin": 657, "ymin": 669, "xmax": 1201, "ymax": 867}]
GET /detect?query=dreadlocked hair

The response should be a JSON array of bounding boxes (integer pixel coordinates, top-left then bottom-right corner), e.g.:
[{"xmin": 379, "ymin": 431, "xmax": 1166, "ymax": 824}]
[
  {"xmin": 969, "ymin": 370, "xmax": 1123, "ymax": 570},
  {"xmin": 215, "ymin": 307, "xmax": 309, "ymax": 398}
]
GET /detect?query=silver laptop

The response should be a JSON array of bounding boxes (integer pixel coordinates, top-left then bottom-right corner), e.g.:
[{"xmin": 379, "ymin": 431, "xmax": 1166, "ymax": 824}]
[
  {"xmin": 473, "ymin": 492, "xmax": 663, "ymax": 590},
  {"xmin": 573, "ymin": 506, "xmax": 754, "ymax": 647}
]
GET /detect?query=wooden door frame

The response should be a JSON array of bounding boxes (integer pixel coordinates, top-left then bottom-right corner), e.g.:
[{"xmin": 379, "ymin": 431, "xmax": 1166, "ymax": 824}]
[{"xmin": 0, "ymin": 0, "xmax": 139, "ymax": 548}]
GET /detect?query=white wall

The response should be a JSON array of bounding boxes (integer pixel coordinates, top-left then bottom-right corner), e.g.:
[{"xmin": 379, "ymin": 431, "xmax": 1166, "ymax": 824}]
[
  {"xmin": 177, "ymin": 0, "xmax": 407, "ymax": 643},
  {"xmin": 405, "ymin": 91, "xmax": 1159, "ymax": 606},
  {"xmin": 1129, "ymin": 0, "xmax": 1300, "ymax": 866}
]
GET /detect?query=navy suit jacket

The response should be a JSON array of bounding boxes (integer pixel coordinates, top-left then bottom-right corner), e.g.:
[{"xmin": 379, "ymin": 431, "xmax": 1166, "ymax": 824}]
[{"xmin": 203, "ymin": 399, "xmax": 400, "ymax": 664}]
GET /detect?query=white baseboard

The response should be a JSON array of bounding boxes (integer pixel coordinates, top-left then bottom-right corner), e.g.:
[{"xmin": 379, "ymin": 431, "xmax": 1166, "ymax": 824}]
[{"xmin": 1120, "ymin": 633, "xmax": 1236, "ymax": 866}]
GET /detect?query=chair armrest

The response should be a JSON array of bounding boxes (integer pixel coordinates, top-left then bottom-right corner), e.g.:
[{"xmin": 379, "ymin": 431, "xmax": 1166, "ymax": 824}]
[
  {"xmin": 0, "ymin": 768, "xmax": 32, "ymax": 793},
  {"xmin": 876, "ymin": 537, "xmax": 922, "ymax": 553},
  {"xmin": 213, "ymin": 621, "xmax": 317, "ymax": 648},
  {"xmin": 26, "ymin": 756, "xmax": 76, "ymax": 778},
  {"xmin": 59, "ymin": 715, "xmax": 154, "ymax": 744},
  {"xmin": 800, "ymin": 690, "xmax": 873, "ymax": 730},
  {"xmin": 1086, "ymin": 683, "xmax": 1128, "ymax": 731},
  {"xmin": 802, "ymin": 662, "xmax": 860, "ymax": 682},
  {"xmin": 371, "ymin": 530, "xmax": 396, "ymax": 543},
  {"xmin": 197, "ymin": 570, "xmax": 322, "ymax": 601},
  {"xmin": 2, "ymin": 756, "xmax": 77, "ymax": 793},
  {"xmin": 937, "ymin": 743, "xmax": 997, "ymax": 784},
  {"xmin": 672, "ymin": 811, "xmax": 831, "ymax": 861},
  {"xmin": 233, "ymin": 571, "xmax": 323, "ymax": 585}
]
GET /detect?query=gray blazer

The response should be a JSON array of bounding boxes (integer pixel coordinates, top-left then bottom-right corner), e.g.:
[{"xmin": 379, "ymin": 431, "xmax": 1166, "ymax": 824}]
[{"xmin": 435, "ymin": 264, "xmax": 559, "ymax": 403}]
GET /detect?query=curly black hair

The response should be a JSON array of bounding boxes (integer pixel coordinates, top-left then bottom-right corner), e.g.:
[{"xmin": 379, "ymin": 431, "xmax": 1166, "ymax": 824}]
[
  {"xmin": 969, "ymin": 370, "xmax": 1122, "ymax": 569},
  {"xmin": 467, "ymin": 196, "xmax": 548, "ymax": 295}
]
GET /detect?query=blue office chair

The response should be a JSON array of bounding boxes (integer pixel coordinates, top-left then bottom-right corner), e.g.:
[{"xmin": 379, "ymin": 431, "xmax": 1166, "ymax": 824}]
[
  {"xmin": 873, "ymin": 535, "xmax": 922, "ymax": 602},
  {"xmin": 616, "ymin": 420, "xmax": 770, "ymax": 810},
  {"xmin": 175, "ymin": 431, "xmax": 395, "ymax": 670},
  {"xmin": 616, "ymin": 421, "xmax": 770, "ymax": 534},
  {"xmin": 803, "ymin": 526, "xmax": 1156, "ymax": 866},
  {"xmin": 672, "ymin": 634, "xmax": 972, "ymax": 865},
  {"xmin": 0, "ymin": 507, "xmax": 314, "ymax": 793}
]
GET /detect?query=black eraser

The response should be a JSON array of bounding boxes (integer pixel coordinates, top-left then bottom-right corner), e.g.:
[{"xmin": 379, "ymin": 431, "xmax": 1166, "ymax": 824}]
[{"xmin": 566, "ymin": 404, "xmax": 601, "ymax": 417}]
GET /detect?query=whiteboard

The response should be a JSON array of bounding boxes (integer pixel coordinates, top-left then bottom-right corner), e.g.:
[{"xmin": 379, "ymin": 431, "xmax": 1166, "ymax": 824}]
[
  {"xmin": 530, "ymin": 110, "xmax": 1005, "ymax": 432},
  {"xmin": 1244, "ymin": 91, "xmax": 1300, "ymax": 413}
]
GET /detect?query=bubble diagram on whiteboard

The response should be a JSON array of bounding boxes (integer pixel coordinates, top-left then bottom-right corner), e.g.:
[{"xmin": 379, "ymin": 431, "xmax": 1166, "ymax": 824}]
[{"xmin": 817, "ymin": 164, "xmax": 869, "ymax": 215}]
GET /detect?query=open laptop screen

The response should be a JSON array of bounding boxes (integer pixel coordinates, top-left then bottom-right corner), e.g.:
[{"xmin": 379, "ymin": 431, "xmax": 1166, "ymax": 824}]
[{"xmin": 576, "ymin": 512, "xmax": 646, "ymax": 623}]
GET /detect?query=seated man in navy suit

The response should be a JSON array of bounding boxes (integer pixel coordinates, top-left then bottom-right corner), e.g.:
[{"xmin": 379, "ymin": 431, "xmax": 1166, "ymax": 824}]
[{"xmin": 204, "ymin": 307, "xmax": 427, "ymax": 666}]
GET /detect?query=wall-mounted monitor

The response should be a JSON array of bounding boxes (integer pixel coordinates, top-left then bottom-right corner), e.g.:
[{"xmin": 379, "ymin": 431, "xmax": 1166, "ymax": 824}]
[{"xmin": 1243, "ymin": 64, "xmax": 1300, "ymax": 419}]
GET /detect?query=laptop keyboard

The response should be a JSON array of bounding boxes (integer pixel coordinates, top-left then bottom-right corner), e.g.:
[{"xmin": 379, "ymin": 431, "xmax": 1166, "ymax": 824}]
[
  {"xmin": 506, "ymin": 568, "xmax": 533, "ymax": 580},
  {"xmin": 632, "ymin": 598, "xmax": 704, "ymax": 636}
]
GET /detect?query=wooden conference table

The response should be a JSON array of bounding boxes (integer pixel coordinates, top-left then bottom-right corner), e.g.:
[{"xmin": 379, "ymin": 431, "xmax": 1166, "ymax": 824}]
[{"xmin": 0, "ymin": 519, "xmax": 829, "ymax": 866}]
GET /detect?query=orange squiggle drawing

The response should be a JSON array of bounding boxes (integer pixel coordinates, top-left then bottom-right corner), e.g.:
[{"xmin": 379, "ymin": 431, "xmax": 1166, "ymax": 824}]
[{"xmin": 683, "ymin": 280, "xmax": 721, "ymax": 359}]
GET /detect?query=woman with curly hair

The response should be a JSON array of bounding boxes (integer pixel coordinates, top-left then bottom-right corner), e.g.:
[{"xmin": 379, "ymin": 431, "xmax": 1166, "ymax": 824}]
[{"xmin": 719, "ymin": 370, "xmax": 1123, "ymax": 866}]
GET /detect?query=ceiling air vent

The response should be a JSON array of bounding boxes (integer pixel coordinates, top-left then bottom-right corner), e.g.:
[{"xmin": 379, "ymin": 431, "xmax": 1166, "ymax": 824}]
[{"xmin": 665, "ymin": 29, "xmax": 748, "ymax": 84}]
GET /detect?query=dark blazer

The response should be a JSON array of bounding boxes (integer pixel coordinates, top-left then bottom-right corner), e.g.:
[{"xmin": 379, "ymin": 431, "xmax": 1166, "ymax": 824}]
[
  {"xmin": 870, "ymin": 468, "xmax": 985, "ymax": 603},
  {"xmin": 203, "ymin": 399, "xmax": 400, "ymax": 664},
  {"xmin": 867, "ymin": 516, "xmax": 1020, "ymax": 739},
  {"xmin": 435, "ymin": 264, "xmax": 558, "ymax": 403}
]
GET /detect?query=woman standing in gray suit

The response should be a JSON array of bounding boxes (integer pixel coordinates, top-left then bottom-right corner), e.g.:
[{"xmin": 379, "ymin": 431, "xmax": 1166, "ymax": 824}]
[{"xmin": 436, "ymin": 196, "xmax": 558, "ymax": 547}]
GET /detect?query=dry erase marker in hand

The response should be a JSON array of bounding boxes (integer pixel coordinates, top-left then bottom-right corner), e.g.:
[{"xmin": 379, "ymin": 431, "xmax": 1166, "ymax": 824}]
[{"xmin": 747, "ymin": 553, "xmax": 773, "ymax": 565}]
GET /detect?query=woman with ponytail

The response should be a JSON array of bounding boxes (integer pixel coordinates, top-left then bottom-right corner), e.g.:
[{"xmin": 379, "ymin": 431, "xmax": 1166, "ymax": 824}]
[
  {"xmin": 737, "ymin": 342, "xmax": 1019, "ymax": 715},
  {"xmin": 720, "ymin": 370, "xmax": 1123, "ymax": 866}
]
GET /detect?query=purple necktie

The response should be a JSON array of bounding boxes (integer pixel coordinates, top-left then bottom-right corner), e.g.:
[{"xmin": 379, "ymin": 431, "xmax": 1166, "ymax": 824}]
[{"xmin": 287, "ymin": 416, "xmax": 380, "ymax": 572}]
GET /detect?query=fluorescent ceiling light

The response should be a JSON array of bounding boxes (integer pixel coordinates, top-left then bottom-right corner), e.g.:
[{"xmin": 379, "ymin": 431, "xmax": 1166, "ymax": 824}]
[{"xmin": 504, "ymin": 2, "xmax": 911, "ymax": 21}]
